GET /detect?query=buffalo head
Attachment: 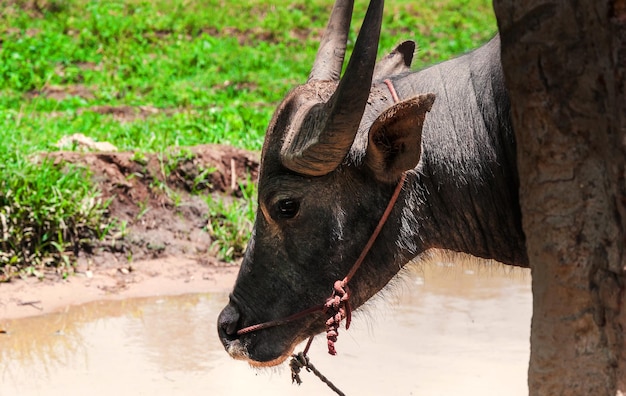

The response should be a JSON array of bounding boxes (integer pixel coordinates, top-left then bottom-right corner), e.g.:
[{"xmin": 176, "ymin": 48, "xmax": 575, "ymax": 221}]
[{"xmin": 217, "ymin": 0, "xmax": 434, "ymax": 366}]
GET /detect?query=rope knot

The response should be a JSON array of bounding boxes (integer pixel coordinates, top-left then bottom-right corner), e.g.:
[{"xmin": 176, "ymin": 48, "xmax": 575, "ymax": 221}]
[
  {"xmin": 289, "ymin": 351, "xmax": 347, "ymax": 396},
  {"xmin": 289, "ymin": 352, "xmax": 309, "ymax": 385},
  {"xmin": 324, "ymin": 279, "xmax": 352, "ymax": 355}
]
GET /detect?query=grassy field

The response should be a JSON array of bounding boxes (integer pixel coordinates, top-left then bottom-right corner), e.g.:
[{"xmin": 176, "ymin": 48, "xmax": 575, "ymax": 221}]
[{"xmin": 0, "ymin": 0, "xmax": 497, "ymax": 277}]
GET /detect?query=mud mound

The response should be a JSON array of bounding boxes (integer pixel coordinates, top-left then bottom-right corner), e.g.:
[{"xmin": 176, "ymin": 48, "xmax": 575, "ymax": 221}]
[{"xmin": 49, "ymin": 144, "xmax": 259, "ymax": 270}]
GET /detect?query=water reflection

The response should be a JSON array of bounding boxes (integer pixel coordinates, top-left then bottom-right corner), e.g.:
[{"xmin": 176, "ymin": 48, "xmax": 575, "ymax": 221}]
[{"xmin": 0, "ymin": 262, "xmax": 531, "ymax": 396}]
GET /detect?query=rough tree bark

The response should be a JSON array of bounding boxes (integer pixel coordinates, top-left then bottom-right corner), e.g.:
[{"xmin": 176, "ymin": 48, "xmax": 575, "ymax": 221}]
[{"xmin": 493, "ymin": 1, "xmax": 626, "ymax": 395}]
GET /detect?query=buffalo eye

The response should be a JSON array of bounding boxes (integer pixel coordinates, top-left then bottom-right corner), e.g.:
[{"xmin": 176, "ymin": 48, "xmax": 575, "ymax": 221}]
[{"xmin": 276, "ymin": 199, "xmax": 300, "ymax": 219}]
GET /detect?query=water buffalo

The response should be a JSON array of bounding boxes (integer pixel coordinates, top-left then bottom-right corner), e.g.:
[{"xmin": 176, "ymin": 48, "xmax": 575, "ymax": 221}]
[{"xmin": 218, "ymin": 0, "xmax": 527, "ymax": 367}]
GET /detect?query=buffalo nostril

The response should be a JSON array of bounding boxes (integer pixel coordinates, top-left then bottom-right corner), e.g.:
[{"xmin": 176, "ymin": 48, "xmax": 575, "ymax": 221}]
[{"xmin": 218, "ymin": 303, "xmax": 241, "ymax": 337}]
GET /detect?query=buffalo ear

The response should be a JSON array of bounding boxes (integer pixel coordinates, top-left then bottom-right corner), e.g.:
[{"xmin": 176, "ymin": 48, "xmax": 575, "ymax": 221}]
[
  {"xmin": 365, "ymin": 93, "xmax": 435, "ymax": 183},
  {"xmin": 373, "ymin": 41, "xmax": 415, "ymax": 81}
]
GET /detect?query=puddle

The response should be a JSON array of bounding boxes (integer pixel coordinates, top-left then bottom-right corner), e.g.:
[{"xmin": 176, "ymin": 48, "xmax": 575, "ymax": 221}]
[{"xmin": 0, "ymin": 262, "xmax": 531, "ymax": 396}]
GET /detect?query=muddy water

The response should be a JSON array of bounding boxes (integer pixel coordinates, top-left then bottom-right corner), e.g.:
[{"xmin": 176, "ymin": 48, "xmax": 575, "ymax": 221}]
[{"xmin": 0, "ymin": 262, "xmax": 531, "ymax": 396}]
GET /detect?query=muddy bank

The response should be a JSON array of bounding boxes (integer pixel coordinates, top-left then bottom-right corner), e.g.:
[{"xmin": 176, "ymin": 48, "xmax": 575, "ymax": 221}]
[
  {"xmin": 2, "ymin": 144, "xmax": 257, "ymax": 319},
  {"xmin": 46, "ymin": 144, "xmax": 259, "ymax": 268},
  {"xmin": 0, "ymin": 257, "xmax": 238, "ymax": 320}
]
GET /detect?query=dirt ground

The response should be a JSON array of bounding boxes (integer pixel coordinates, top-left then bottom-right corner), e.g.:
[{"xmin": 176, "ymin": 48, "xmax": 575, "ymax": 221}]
[{"xmin": 0, "ymin": 144, "xmax": 258, "ymax": 320}]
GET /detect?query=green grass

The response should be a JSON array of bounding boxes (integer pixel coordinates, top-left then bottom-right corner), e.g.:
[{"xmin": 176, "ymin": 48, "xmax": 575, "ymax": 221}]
[
  {"xmin": 0, "ymin": 147, "xmax": 118, "ymax": 278},
  {"xmin": 205, "ymin": 177, "xmax": 257, "ymax": 262},
  {"xmin": 0, "ymin": 0, "xmax": 497, "ymax": 277}
]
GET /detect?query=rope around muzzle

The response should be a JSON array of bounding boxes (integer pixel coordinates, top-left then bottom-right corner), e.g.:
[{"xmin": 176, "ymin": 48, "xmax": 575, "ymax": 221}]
[
  {"xmin": 236, "ymin": 79, "xmax": 405, "ymax": 394},
  {"xmin": 235, "ymin": 172, "xmax": 406, "ymax": 345}
]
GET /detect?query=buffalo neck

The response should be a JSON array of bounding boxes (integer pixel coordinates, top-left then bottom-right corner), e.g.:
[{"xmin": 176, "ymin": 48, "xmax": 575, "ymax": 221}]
[{"xmin": 389, "ymin": 35, "xmax": 528, "ymax": 267}]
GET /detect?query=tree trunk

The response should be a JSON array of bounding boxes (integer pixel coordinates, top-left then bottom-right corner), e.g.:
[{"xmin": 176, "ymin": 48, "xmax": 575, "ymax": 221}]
[{"xmin": 493, "ymin": 1, "xmax": 626, "ymax": 395}]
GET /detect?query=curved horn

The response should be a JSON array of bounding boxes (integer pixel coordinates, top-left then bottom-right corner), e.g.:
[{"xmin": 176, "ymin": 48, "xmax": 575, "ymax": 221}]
[
  {"xmin": 281, "ymin": 0, "xmax": 384, "ymax": 176},
  {"xmin": 308, "ymin": 0, "xmax": 355, "ymax": 82}
]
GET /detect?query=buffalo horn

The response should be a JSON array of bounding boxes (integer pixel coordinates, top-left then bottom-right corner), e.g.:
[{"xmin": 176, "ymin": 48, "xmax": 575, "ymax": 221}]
[
  {"xmin": 308, "ymin": 0, "xmax": 355, "ymax": 82},
  {"xmin": 281, "ymin": 0, "xmax": 384, "ymax": 176}
]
